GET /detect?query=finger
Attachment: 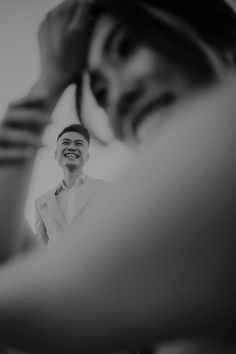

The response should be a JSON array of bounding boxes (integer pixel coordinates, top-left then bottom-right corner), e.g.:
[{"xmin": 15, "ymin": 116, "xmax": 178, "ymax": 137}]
[
  {"xmin": 51, "ymin": 0, "xmax": 69, "ymax": 14},
  {"xmin": 43, "ymin": 2, "xmax": 70, "ymax": 51},
  {"xmin": 0, "ymin": 128, "xmax": 43, "ymax": 148},
  {"xmin": 8, "ymin": 96, "xmax": 49, "ymax": 110},
  {"xmin": 3, "ymin": 109, "xmax": 51, "ymax": 131},
  {"xmin": 50, "ymin": 1, "xmax": 79, "ymax": 31},
  {"xmin": 68, "ymin": 0, "xmax": 94, "ymax": 72},
  {"xmin": 69, "ymin": 0, "xmax": 93, "ymax": 30},
  {"xmin": 38, "ymin": 12, "xmax": 52, "ymax": 47},
  {"xmin": 49, "ymin": 0, "xmax": 71, "ymax": 23},
  {"xmin": 0, "ymin": 147, "xmax": 36, "ymax": 165}
]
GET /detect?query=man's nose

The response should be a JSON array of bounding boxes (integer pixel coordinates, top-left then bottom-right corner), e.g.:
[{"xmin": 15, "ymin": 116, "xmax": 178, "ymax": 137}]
[{"xmin": 67, "ymin": 143, "xmax": 77, "ymax": 150}]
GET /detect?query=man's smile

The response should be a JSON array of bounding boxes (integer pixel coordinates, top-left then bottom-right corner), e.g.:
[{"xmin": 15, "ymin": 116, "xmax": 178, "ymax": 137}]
[{"xmin": 63, "ymin": 152, "xmax": 80, "ymax": 159}]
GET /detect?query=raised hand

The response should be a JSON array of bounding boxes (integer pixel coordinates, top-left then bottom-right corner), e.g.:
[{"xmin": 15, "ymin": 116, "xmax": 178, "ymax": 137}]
[
  {"xmin": 0, "ymin": 96, "xmax": 50, "ymax": 165},
  {"xmin": 36, "ymin": 0, "xmax": 93, "ymax": 97},
  {"xmin": 0, "ymin": 95, "xmax": 51, "ymax": 262}
]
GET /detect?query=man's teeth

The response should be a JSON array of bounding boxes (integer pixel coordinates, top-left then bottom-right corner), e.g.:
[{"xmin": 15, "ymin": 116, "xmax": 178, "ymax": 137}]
[{"xmin": 64, "ymin": 153, "xmax": 78, "ymax": 158}]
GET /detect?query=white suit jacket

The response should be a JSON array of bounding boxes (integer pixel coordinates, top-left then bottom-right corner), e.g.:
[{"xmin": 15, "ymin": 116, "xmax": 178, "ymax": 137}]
[{"xmin": 35, "ymin": 176, "xmax": 110, "ymax": 243}]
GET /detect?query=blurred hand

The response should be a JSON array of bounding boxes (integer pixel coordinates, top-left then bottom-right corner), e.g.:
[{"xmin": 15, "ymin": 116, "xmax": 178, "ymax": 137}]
[
  {"xmin": 37, "ymin": 0, "xmax": 93, "ymax": 94},
  {"xmin": 0, "ymin": 96, "xmax": 50, "ymax": 164}
]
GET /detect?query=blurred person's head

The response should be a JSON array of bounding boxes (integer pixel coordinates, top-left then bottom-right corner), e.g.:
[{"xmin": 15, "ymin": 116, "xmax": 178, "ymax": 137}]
[
  {"xmin": 55, "ymin": 124, "xmax": 90, "ymax": 173},
  {"xmin": 76, "ymin": 0, "xmax": 236, "ymax": 145}
]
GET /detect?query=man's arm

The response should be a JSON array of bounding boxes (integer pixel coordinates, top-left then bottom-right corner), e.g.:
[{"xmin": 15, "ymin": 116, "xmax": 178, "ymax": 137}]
[
  {"xmin": 34, "ymin": 201, "xmax": 49, "ymax": 246},
  {"xmin": 19, "ymin": 221, "xmax": 43, "ymax": 253}
]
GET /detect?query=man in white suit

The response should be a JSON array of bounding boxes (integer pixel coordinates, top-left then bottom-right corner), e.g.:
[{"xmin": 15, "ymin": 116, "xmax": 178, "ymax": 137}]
[{"xmin": 35, "ymin": 124, "xmax": 109, "ymax": 245}]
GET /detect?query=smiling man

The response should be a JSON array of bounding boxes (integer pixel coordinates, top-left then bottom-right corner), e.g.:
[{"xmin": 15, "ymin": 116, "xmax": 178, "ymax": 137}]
[{"xmin": 35, "ymin": 124, "xmax": 109, "ymax": 245}]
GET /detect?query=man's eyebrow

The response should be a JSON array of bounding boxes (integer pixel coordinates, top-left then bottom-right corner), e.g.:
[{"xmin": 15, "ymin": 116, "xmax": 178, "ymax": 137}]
[{"xmin": 61, "ymin": 138, "xmax": 84, "ymax": 144}]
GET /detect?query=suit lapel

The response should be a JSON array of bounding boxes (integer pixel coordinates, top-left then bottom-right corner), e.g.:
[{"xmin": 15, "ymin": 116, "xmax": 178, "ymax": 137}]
[
  {"xmin": 72, "ymin": 176, "xmax": 99, "ymax": 221},
  {"xmin": 46, "ymin": 186, "xmax": 67, "ymax": 228}
]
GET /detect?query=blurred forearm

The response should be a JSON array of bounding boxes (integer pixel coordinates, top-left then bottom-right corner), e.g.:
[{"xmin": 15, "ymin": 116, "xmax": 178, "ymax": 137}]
[
  {"xmin": 29, "ymin": 73, "xmax": 67, "ymax": 114},
  {"xmin": 0, "ymin": 91, "xmax": 57, "ymax": 262}
]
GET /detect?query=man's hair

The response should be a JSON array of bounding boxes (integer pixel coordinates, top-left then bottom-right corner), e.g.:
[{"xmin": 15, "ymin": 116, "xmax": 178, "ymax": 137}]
[{"xmin": 57, "ymin": 124, "xmax": 90, "ymax": 144}]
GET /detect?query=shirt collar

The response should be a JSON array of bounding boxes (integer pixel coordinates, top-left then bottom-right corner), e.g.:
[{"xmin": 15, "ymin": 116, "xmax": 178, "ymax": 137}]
[{"xmin": 55, "ymin": 174, "xmax": 87, "ymax": 195}]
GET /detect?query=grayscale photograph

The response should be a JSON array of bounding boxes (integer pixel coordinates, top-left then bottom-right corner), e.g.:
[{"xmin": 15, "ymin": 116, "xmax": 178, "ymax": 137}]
[{"xmin": 0, "ymin": 1, "xmax": 235, "ymax": 353}]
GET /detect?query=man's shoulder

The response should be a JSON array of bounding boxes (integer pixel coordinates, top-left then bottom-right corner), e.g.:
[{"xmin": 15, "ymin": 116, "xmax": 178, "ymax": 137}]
[
  {"xmin": 87, "ymin": 177, "xmax": 114, "ymax": 196},
  {"xmin": 87, "ymin": 176, "xmax": 113, "ymax": 187},
  {"xmin": 35, "ymin": 184, "xmax": 59, "ymax": 205}
]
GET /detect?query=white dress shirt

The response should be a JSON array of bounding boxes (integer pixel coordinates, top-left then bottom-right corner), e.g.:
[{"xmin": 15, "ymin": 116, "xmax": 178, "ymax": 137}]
[{"xmin": 55, "ymin": 174, "xmax": 87, "ymax": 225}]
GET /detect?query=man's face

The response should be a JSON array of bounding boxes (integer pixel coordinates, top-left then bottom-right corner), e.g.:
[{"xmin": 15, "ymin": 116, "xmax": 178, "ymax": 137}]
[{"xmin": 55, "ymin": 131, "xmax": 89, "ymax": 171}]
